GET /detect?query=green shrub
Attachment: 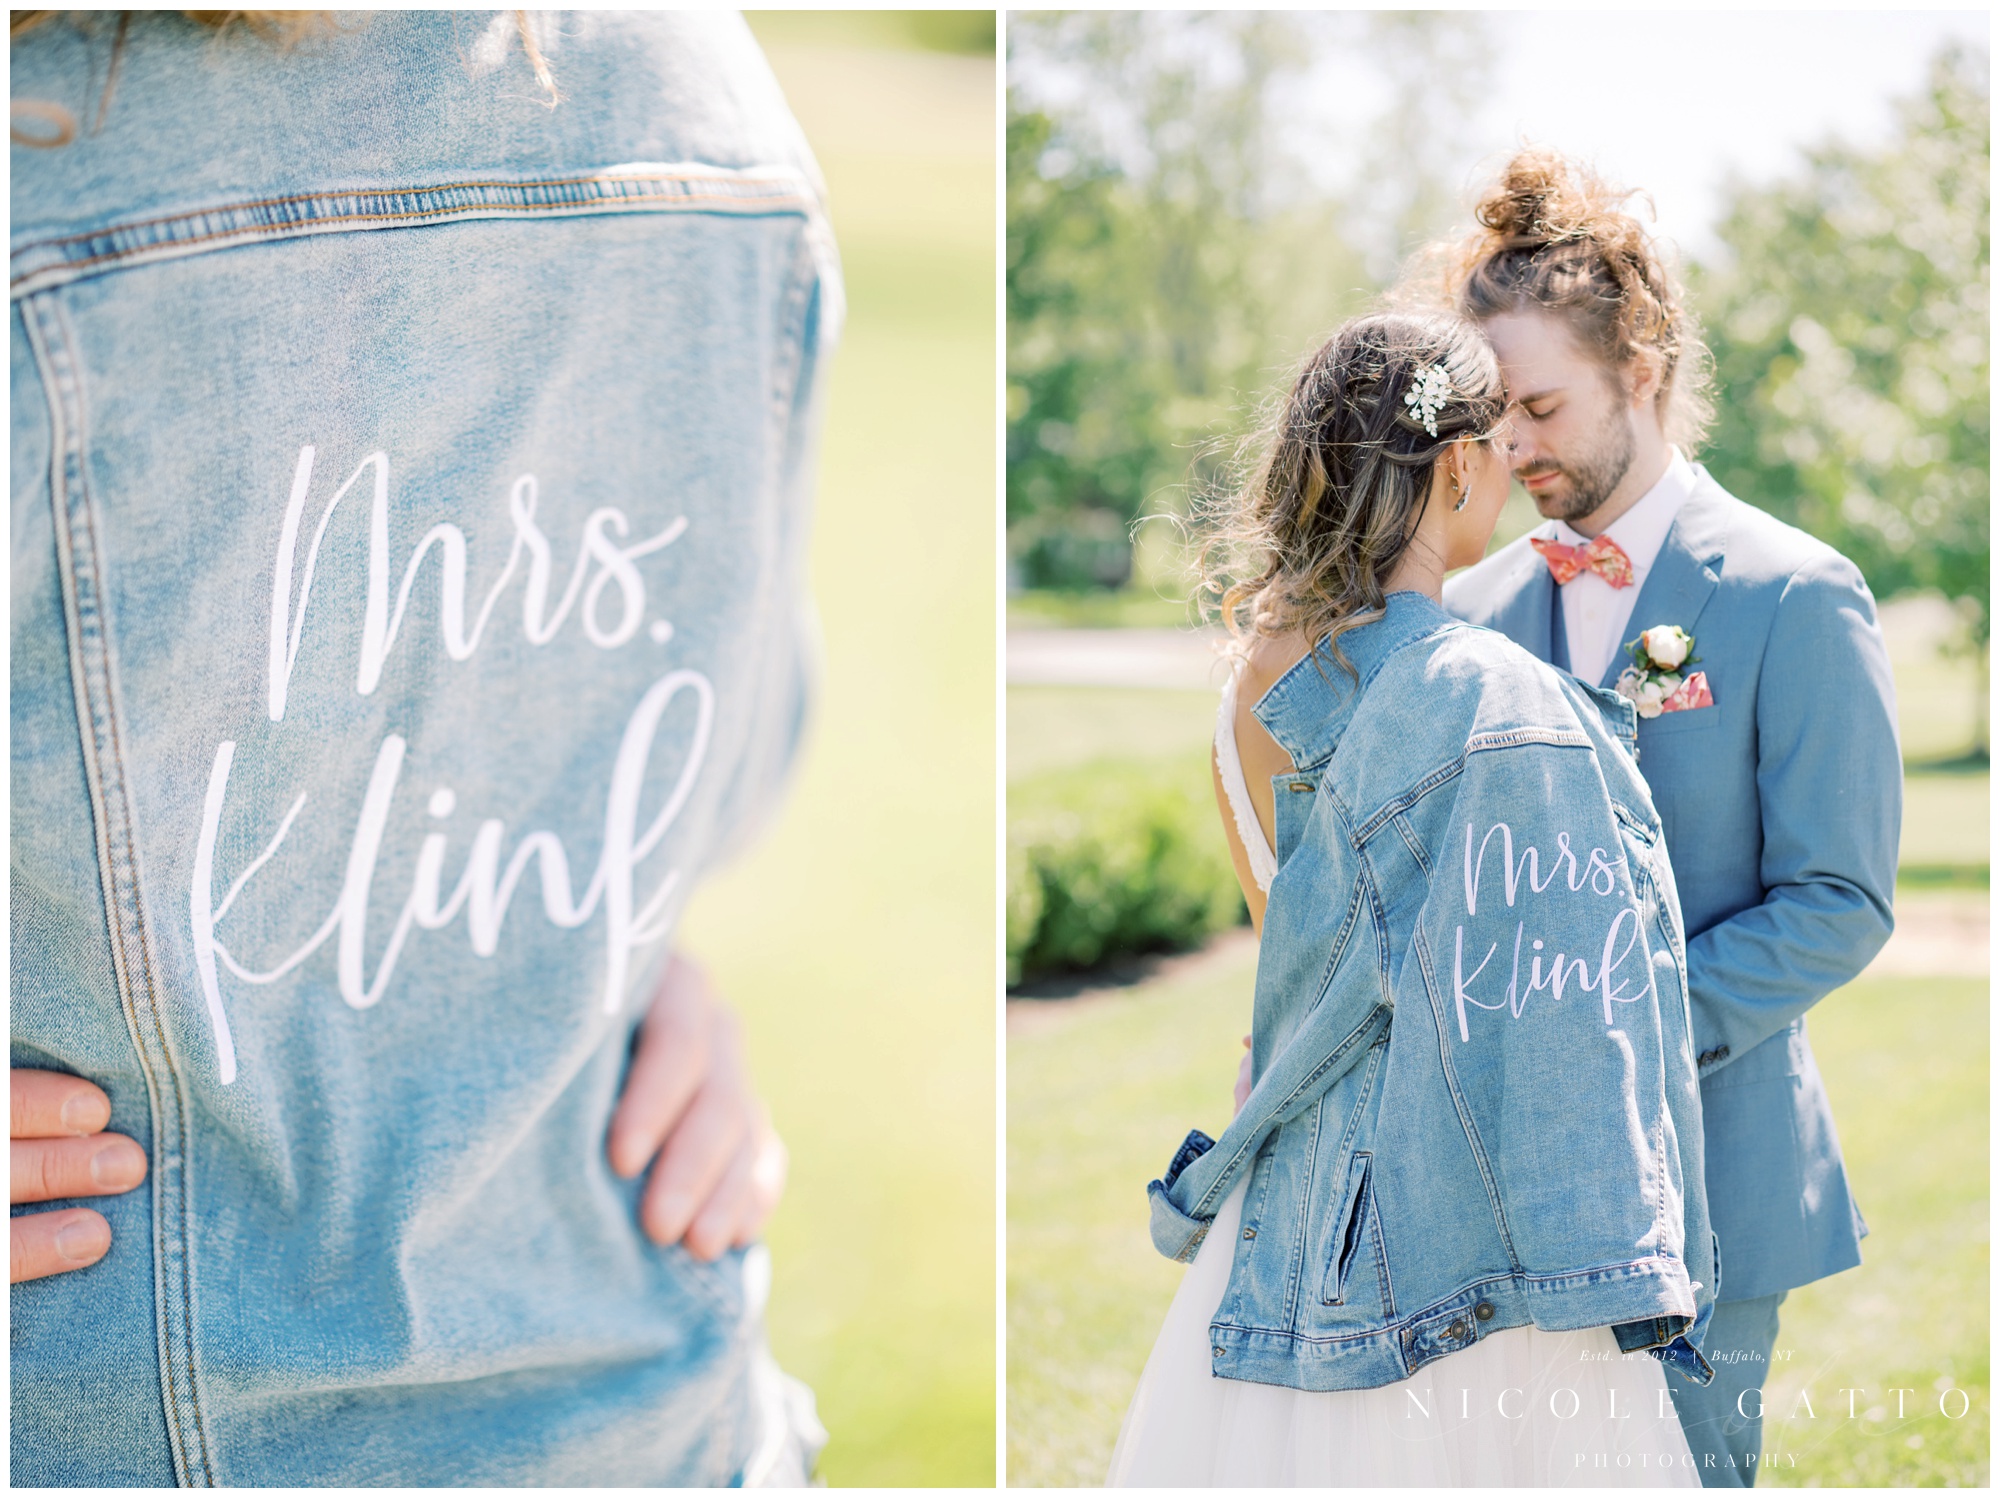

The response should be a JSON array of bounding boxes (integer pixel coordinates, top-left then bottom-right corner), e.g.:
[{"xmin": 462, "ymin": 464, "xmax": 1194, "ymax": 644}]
[{"xmin": 1008, "ymin": 754, "xmax": 1246, "ymax": 986}]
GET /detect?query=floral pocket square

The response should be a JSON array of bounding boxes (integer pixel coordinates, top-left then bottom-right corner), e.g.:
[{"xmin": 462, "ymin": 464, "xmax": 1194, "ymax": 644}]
[{"xmin": 1660, "ymin": 671, "xmax": 1714, "ymax": 714}]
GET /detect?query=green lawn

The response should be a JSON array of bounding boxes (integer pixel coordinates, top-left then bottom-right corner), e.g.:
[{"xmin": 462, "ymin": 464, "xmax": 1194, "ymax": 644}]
[
  {"xmin": 1007, "ymin": 947, "xmax": 1989, "ymax": 1487},
  {"xmin": 676, "ymin": 28, "xmax": 995, "ymax": 1488},
  {"xmin": 1007, "ymin": 687, "xmax": 1218, "ymax": 784},
  {"xmin": 1759, "ymin": 974, "xmax": 1990, "ymax": 1486}
]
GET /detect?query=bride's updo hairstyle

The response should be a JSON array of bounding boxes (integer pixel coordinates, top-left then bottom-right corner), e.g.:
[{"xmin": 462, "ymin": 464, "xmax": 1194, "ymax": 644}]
[
  {"xmin": 1204, "ymin": 311, "xmax": 1506, "ymax": 675},
  {"xmin": 1448, "ymin": 147, "xmax": 1714, "ymax": 450}
]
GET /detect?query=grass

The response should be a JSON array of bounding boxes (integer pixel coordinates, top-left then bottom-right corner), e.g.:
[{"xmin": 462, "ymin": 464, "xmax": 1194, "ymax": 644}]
[
  {"xmin": 675, "ymin": 27, "xmax": 995, "ymax": 1488},
  {"xmin": 1008, "ymin": 590, "xmax": 1202, "ymax": 630},
  {"xmin": 1006, "ymin": 946, "xmax": 1246, "ymax": 1488},
  {"xmin": 1006, "ymin": 948, "xmax": 1989, "ymax": 1488},
  {"xmin": 1901, "ymin": 771, "xmax": 1992, "ymax": 880},
  {"xmin": 1758, "ymin": 975, "xmax": 1990, "ymax": 1487},
  {"xmin": 1006, "ymin": 687, "xmax": 1219, "ymax": 784}
]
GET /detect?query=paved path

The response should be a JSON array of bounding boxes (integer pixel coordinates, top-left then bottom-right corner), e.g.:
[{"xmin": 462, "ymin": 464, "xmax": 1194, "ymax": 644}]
[
  {"xmin": 1863, "ymin": 891, "xmax": 1989, "ymax": 977},
  {"xmin": 1006, "ymin": 626, "xmax": 1227, "ymax": 690}
]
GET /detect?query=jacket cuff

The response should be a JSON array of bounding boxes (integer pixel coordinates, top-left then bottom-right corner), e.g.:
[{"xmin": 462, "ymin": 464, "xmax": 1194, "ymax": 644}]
[
  {"xmin": 1612, "ymin": 1316, "xmax": 1716, "ymax": 1387},
  {"xmin": 1146, "ymin": 1180, "xmax": 1209, "ymax": 1263},
  {"xmin": 1146, "ymin": 1129, "xmax": 1217, "ymax": 1263}
]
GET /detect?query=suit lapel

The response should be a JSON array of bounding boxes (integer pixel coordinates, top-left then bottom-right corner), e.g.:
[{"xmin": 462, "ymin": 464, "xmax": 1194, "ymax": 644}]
[
  {"xmin": 1486, "ymin": 531, "xmax": 1561, "ymax": 664},
  {"xmin": 1601, "ymin": 475, "xmax": 1732, "ymax": 689}
]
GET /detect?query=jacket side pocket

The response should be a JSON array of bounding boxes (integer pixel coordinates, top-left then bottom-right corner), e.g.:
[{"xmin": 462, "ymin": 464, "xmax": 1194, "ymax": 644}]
[{"xmin": 1317, "ymin": 1150, "xmax": 1373, "ymax": 1306}]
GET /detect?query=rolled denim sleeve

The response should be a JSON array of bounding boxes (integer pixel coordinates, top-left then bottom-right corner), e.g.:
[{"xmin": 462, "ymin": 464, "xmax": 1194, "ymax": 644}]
[{"xmin": 1684, "ymin": 555, "xmax": 1901, "ymax": 1068}]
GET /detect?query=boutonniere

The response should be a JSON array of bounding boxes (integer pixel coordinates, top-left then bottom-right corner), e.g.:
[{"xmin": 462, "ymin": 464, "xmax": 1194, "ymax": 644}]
[{"xmin": 1614, "ymin": 625, "xmax": 1714, "ymax": 719}]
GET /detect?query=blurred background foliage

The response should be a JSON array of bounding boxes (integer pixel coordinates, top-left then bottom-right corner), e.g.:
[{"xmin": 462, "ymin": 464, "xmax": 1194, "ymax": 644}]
[
  {"xmin": 1694, "ymin": 45, "xmax": 1990, "ymax": 682},
  {"xmin": 678, "ymin": 13, "xmax": 993, "ymax": 1487},
  {"xmin": 1006, "ymin": 15, "xmax": 1991, "ymax": 738},
  {"xmin": 1008, "ymin": 754, "xmax": 1242, "ymax": 987},
  {"xmin": 748, "ymin": 8, "xmax": 994, "ymax": 55}
]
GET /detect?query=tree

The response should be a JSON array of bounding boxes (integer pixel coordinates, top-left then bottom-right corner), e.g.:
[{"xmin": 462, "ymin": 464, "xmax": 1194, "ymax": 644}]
[
  {"xmin": 1695, "ymin": 43, "xmax": 1989, "ymax": 748},
  {"xmin": 1007, "ymin": 14, "xmax": 1297, "ymax": 587}
]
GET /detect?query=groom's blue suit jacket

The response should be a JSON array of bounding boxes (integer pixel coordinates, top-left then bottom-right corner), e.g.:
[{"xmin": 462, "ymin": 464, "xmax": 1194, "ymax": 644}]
[{"xmin": 1444, "ymin": 466, "xmax": 1900, "ymax": 1303}]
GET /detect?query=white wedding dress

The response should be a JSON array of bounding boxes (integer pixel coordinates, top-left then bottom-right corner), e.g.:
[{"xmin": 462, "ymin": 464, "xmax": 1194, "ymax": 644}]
[{"xmin": 1102, "ymin": 672, "xmax": 1700, "ymax": 1488}]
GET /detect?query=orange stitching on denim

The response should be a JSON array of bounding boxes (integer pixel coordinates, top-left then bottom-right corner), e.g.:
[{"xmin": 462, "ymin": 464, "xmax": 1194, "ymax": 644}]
[{"xmin": 13, "ymin": 190, "xmax": 810, "ymax": 287}]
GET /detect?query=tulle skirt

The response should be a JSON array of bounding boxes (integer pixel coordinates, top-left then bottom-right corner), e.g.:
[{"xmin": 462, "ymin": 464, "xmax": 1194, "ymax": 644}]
[{"xmin": 1107, "ymin": 1182, "xmax": 1700, "ymax": 1487}]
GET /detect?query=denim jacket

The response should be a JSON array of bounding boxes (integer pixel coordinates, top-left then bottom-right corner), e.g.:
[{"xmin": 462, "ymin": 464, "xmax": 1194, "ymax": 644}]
[
  {"xmin": 1148, "ymin": 592, "xmax": 1717, "ymax": 1392},
  {"xmin": 12, "ymin": 13, "xmax": 836, "ymax": 1485}
]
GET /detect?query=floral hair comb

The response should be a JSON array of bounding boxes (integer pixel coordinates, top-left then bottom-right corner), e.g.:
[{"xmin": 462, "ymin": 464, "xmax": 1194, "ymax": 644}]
[{"xmin": 1404, "ymin": 364, "xmax": 1452, "ymax": 438}]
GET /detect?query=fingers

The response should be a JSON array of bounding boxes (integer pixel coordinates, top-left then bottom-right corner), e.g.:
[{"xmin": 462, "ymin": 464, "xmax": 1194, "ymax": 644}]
[
  {"xmin": 10, "ymin": 1207, "xmax": 111, "ymax": 1283},
  {"xmin": 606, "ymin": 960, "xmax": 713, "ymax": 1179},
  {"xmin": 11, "ymin": 1132, "xmax": 147, "ymax": 1205},
  {"xmin": 11, "ymin": 1069, "xmax": 110, "ymax": 1139},
  {"xmin": 639, "ymin": 1028, "xmax": 751, "ymax": 1247},
  {"xmin": 683, "ymin": 1122, "xmax": 788, "ymax": 1261},
  {"xmin": 682, "ymin": 1135, "xmax": 756, "ymax": 1262}
]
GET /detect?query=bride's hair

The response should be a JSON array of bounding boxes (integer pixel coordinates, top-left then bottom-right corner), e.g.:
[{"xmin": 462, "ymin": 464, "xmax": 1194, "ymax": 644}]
[{"xmin": 1201, "ymin": 311, "xmax": 1506, "ymax": 674}]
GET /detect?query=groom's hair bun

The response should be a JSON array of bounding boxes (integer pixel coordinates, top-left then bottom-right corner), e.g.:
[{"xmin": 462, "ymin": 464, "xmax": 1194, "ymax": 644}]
[{"xmin": 1449, "ymin": 147, "xmax": 1714, "ymax": 451}]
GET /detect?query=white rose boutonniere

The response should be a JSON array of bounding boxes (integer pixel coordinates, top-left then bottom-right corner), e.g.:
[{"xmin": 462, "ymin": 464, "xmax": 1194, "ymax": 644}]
[
  {"xmin": 1615, "ymin": 626, "xmax": 1714, "ymax": 719},
  {"xmin": 1638, "ymin": 625, "xmax": 1692, "ymax": 671}
]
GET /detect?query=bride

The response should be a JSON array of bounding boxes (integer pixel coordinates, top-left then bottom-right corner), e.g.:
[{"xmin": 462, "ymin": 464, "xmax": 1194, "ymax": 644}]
[{"xmin": 1108, "ymin": 312, "xmax": 1716, "ymax": 1487}]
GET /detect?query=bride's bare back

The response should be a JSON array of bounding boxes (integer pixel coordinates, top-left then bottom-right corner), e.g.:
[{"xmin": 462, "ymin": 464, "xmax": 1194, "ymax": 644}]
[{"xmin": 1210, "ymin": 630, "xmax": 1308, "ymax": 934}]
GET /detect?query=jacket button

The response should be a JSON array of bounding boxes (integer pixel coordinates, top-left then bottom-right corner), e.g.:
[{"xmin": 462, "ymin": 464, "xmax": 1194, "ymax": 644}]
[
  {"xmin": 1241, "ymin": 1227, "xmax": 1256, "ymax": 1240},
  {"xmin": 1447, "ymin": 1320, "xmax": 1467, "ymax": 1340},
  {"xmin": 1475, "ymin": 1301, "xmax": 1494, "ymax": 1321}
]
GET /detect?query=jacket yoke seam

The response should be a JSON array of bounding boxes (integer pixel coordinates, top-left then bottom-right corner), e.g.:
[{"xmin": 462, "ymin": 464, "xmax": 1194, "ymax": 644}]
[
  {"xmin": 10, "ymin": 170, "xmax": 817, "ymax": 297},
  {"xmin": 17, "ymin": 169, "xmax": 807, "ymax": 253}
]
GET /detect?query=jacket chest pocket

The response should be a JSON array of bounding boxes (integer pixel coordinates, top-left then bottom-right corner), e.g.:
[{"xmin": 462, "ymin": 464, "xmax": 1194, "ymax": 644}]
[{"xmin": 1318, "ymin": 1150, "xmax": 1374, "ymax": 1308}]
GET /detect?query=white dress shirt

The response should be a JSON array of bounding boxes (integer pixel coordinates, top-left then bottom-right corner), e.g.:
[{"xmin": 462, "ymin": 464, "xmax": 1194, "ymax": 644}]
[{"xmin": 1550, "ymin": 447, "xmax": 1698, "ymax": 686}]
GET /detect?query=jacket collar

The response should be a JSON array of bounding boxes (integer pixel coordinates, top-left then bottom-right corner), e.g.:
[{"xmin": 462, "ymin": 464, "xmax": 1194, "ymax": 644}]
[{"xmin": 1252, "ymin": 590, "xmax": 1457, "ymax": 771}]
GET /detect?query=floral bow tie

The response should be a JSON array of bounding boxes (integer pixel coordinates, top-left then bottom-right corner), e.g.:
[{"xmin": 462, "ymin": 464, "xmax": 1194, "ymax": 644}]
[{"xmin": 1531, "ymin": 533, "xmax": 1635, "ymax": 590}]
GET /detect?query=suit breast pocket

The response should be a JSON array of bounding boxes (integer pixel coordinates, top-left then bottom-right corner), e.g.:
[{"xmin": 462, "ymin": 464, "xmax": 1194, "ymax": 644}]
[{"xmin": 1639, "ymin": 703, "xmax": 1724, "ymax": 742}]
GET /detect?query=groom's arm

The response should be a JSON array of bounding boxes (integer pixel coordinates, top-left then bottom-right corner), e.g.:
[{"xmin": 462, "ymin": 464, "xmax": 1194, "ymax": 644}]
[{"xmin": 1684, "ymin": 552, "xmax": 1901, "ymax": 1070}]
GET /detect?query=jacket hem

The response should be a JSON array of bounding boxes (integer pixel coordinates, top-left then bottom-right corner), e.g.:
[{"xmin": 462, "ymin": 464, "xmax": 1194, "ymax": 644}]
[{"xmin": 1204, "ymin": 1258, "xmax": 1707, "ymax": 1392}]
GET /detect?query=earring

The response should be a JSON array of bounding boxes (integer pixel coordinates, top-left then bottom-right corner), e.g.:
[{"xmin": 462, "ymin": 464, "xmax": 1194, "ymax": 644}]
[{"xmin": 1452, "ymin": 473, "xmax": 1469, "ymax": 512}]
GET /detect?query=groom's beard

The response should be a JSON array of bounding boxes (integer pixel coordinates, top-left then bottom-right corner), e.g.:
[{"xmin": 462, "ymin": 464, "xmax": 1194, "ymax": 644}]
[{"xmin": 1516, "ymin": 402, "xmax": 1636, "ymax": 524}]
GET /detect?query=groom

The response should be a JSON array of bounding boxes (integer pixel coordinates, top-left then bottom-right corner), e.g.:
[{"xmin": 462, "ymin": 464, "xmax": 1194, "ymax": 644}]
[{"xmin": 1438, "ymin": 150, "xmax": 1902, "ymax": 1487}]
